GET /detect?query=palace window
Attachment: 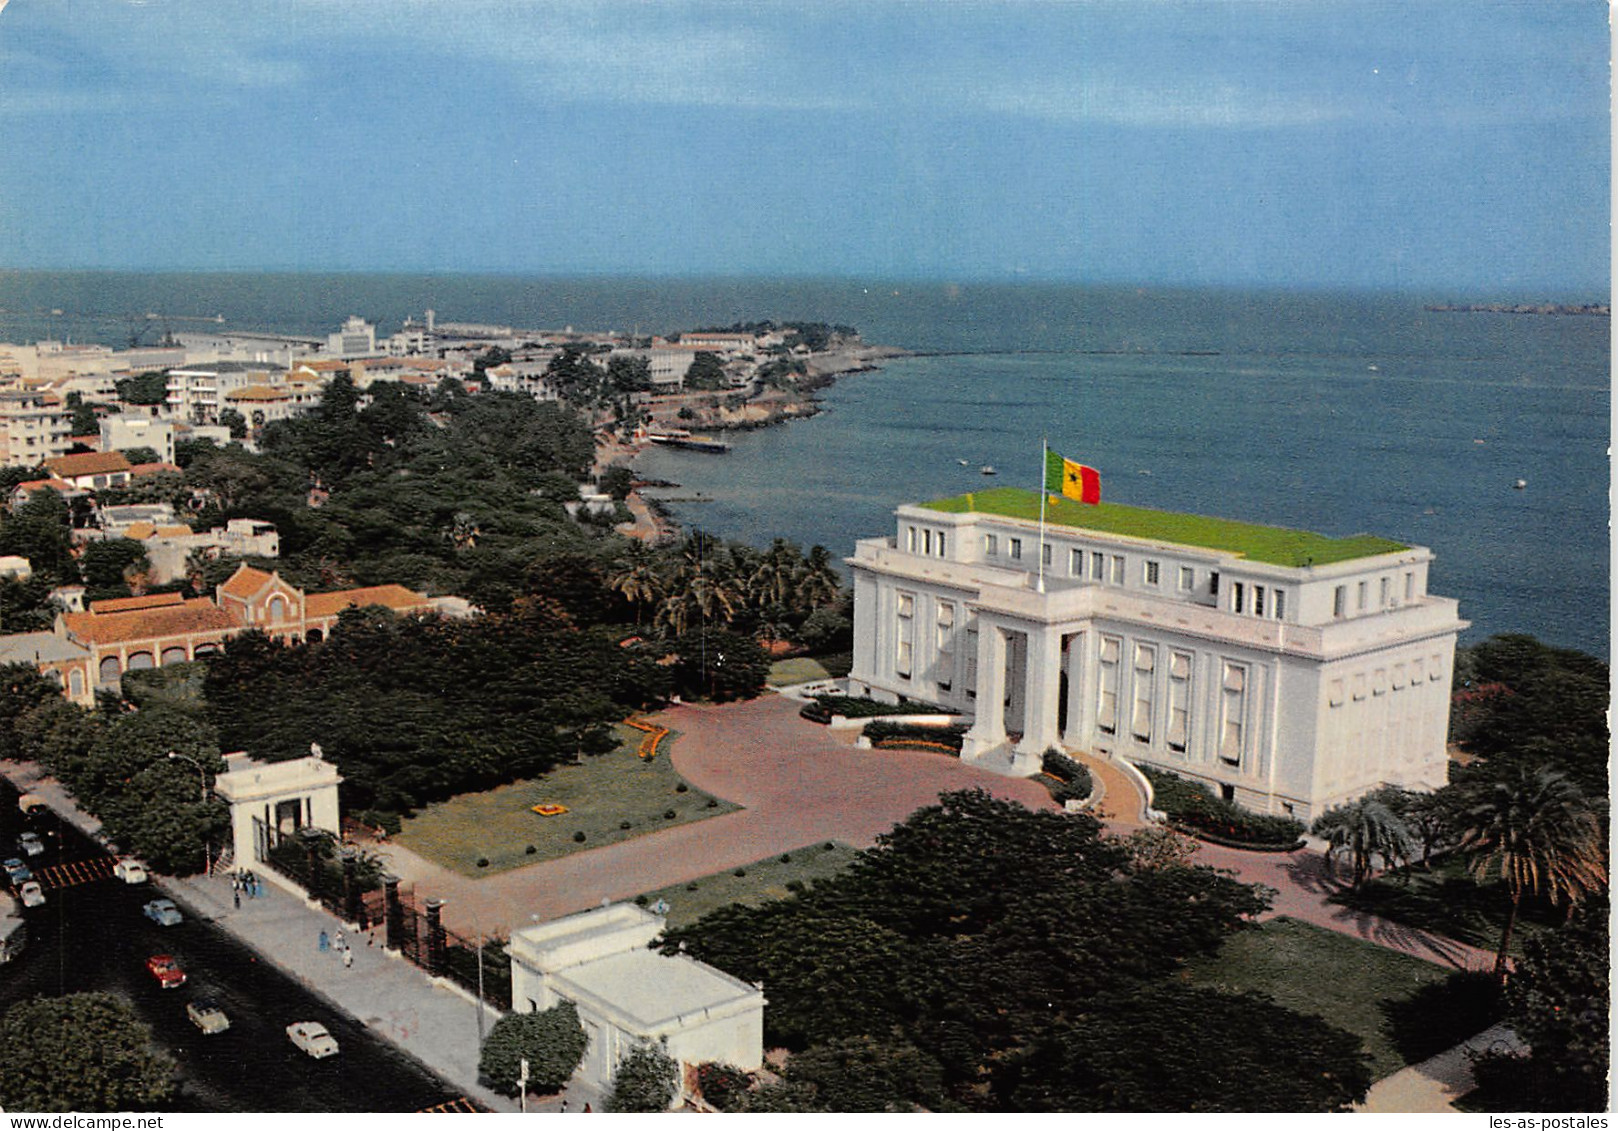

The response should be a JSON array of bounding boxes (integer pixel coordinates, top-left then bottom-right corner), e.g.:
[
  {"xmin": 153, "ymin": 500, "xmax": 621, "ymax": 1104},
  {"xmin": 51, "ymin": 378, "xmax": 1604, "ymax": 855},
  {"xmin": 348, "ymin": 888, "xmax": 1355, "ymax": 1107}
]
[
  {"xmin": 1273, "ymin": 590, "xmax": 1286, "ymax": 619},
  {"xmin": 1097, "ymin": 636, "xmax": 1121, "ymax": 735},
  {"xmin": 1380, "ymin": 576, "xmax": 1390, "ymax": 607},
  {"xmin": 895, "ymin": 591, "xmax": 914, "ymax": 679},
  {"xmin": 922, "ymin": 528, "xmax": 933, "ymax": 555},
  {"xmin": 1071, "ymin": 548, "xmax": 1084, "ymax": 577},
  {"xmin": 1009, "ymin": 538, "xmax": 1023, "ymax": 560},
  {"xmin": 1333, "ymin": 586, "xmax": 1346, "ymax": 618},
  {"xmin": 1357, "ymin": 580, "xmax": 1368, "ymax": 611},
  {"xmin": 935, "ymin": 532, "xmax": 947, "ymax": 557},
  {"xmin": 1253, "ymin": 585, "xmax": 1265, "ymax": 617},
  {"xmin": 1405, "ymin": 572, "xmax": 1415, "ymax": 601},
  {"xmin": 1132, "ymin": 644, "xmax": 1156, "ymax": 743},
  {"xmin": 1092, "ymin": 551, "xmax": 1104, "ymax": 579},
  {"xmin": 984, "ymin": 534, "xmax": 997, "ymax": 556},
  {"xmin": 1110, "ymin": 555, "xmax": 1124, "ymax": 584},
  {"xmin": 1042, "ymin": 543, "xmax": 1052, "ymax": 567},
  {"xmin": 1219, "ymin": 662, "xmax": 1246, "ymax": 766},
  {"xmin": 1179, "ymin": 566, "xmax": 1194, "ymax": 591},
  {"xmin": 935, "ymin": 601, "xmax": 956, "ymax": 692},
  {"xmin": 1209, "ymin": 570, "xmax": 1220, "ymax": 597},
  {"xmin": 1232, "ymin": 582, "xmax": 1245, "ymax": 614},
  {"xmin": 1145, "ymin": 560, "xmax": 1160, "ymax": 585},
  {"xmin": 906, "ymin": 526, "xmax": 917, "ymax": 552},
  {"xmin": 964, "ymin": 625, "xmax": 979, "ymax": 698},
  {"xmin": 1167, "ymin": 651, "xmax": 1191, "ymax": 752}
]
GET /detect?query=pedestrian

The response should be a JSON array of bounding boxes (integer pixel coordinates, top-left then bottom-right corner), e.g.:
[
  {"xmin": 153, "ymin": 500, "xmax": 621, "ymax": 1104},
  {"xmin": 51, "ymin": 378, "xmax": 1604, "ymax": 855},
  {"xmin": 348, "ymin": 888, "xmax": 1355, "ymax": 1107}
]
[
  {"xmin": 233, "ymin": 887, "xmax": 240, "ymax": 910},
  {"xmin": 343, "ymin": 948, "xmax": 353, "ymax": 969},
  {"xmin": 560, "ymin": 1100, "xmax": 568, "ymax": 1113},
  {"xmin": 318, "ymin": 930, "xmax": 330, "ymax": 952},
  {"xmin": 583, "ymin": 1103, "xmax": 592, "ymax": 1113},
  {"xmin": 335, "ymin": 929, "xmax": 345, "ymax": 950}
]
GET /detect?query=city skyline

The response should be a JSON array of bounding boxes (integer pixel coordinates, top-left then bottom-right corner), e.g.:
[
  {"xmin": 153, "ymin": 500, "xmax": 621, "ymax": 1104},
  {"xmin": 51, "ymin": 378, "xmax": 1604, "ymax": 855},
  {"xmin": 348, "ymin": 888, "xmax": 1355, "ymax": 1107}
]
[{"xmin": 0, "ymin": 1, "xmax": 1608, "ymax": 294}]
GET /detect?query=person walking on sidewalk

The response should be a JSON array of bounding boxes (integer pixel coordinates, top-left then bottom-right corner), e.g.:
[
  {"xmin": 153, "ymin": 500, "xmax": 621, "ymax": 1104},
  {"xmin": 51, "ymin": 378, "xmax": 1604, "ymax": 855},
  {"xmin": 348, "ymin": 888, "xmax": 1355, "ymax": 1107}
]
[{"xmin": 343, "ymin": 948, "xmax": 353, "ymax": 969}]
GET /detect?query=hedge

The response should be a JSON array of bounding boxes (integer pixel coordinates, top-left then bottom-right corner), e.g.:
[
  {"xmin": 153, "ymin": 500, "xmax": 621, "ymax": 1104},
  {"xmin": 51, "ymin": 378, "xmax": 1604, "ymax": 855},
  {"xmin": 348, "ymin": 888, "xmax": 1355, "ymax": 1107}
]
[
  {"xmin": 862, "ymin": 720, "xmax": 969, "ymax": 752},
  {"xmin": 1139, "ymin": 766, "xmax": 1305, "ymax": 849},
  {"xmin": 800, "ymin": 695, "xmax": 957, "ymax": 724},
  {"xmin": 1039, "ymin": 749, "xmax": 1093, "ymax": 805}
]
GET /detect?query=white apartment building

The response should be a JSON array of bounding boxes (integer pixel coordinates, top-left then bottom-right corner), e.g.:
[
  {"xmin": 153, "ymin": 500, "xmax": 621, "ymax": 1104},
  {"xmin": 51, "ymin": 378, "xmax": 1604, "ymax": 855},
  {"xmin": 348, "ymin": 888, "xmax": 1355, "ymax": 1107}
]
[
  {"xmin": 847, "ymin": 487, "xmax": 1466, "ymax": 821},
  {"xmin": 0, "ymin": 390, "xmax": 73, "ymax": 466},
  {"xmin": 326, "ymin": 316, "xmax": 377, "ymax": 359},
  {"xmin": 100, "ymin": 415, "xmax": 175, "ymax": 464},
  {"xmin": 165, "ymin": 362, "xmax": 286, "ymax": 424}
]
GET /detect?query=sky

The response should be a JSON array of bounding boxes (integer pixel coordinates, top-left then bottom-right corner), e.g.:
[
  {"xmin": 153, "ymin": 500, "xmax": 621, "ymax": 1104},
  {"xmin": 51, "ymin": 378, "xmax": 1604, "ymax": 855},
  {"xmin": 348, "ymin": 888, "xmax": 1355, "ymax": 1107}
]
[{"xmin": 0, "ymin": 0, "xmax": 1608, "ymax": 292}]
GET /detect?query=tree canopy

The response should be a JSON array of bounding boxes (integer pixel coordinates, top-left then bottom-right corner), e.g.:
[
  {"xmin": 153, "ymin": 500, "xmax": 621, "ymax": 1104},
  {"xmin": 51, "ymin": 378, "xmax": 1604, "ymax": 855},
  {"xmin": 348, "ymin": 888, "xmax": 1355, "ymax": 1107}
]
[
  {"xmin": 0, "ymin": 993, "xmax": 176, "ymax": 1112},
  {"xmin": 663, "ymin": 790, "xmax": 1371, "ymax": 1112},
  {"xmin": 478, "ymin": 1002, "xmax": 587, "ymax": 1097}
]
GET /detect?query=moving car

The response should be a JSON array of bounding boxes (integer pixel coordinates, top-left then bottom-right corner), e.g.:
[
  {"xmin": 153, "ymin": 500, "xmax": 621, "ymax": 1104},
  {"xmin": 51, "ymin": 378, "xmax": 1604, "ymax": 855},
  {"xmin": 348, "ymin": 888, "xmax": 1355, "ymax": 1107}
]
[
  {"xmin": 287, "ymin": 1021, "xmax": 339, "ymax": 1059},
  {"xmin": 17, "ymin": 832, "xmax": 43, "ymax": 857},
  {"xmin": 143, "ymin": 899, "xmax": 183, "ymax": 926},
  {"xmin": 146, "ymin": 954, "xmax": 186, "ymax": 989},
  {"xmin": 17, "ymin": 881, "xmax": 44, "ymax": 908},
  {"xmin": 187, "ymin": 999, "xmax": 230, "ymax": 1035},
  {"xmin": 113, "ymin": 858, "xmax": 148, "ymax": 884},
  {"xmin": 2, "ymin": 858, "xmax": 31, "ymax": 885}
]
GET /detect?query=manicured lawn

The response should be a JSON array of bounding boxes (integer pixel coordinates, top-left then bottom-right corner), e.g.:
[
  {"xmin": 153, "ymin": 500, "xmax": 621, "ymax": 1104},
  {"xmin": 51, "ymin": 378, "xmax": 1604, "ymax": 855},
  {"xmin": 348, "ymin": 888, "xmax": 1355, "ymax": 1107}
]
[
  {"xmin": 1183, "ymin": 916, "xmax": 1455, "ymax": 1081},
  {"xmin": 393, "ymin": 723, "xmax": 739, "ymax": 878},
  {"xmin": 768, "ymin": 656, "xmax": 832, "ymax": 686},
  {"xmin": 923, "ymin": 486, "xmax": 1406, "ymax": 566},
  {"xmin": 1326, "ymin": 855, "xmax": 1558, "ymax": 956},
  {"xmin": 634, "ymin": 841, "xmax": 860, "ymax": 929}
]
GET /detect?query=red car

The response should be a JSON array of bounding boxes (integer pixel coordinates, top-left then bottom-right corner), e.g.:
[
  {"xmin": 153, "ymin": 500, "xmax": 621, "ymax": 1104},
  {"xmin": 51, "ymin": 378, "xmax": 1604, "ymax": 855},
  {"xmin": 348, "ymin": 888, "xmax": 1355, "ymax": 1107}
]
[{"xmin": 146, "ymin": 954, "xmax": 186, "ymax": 989}]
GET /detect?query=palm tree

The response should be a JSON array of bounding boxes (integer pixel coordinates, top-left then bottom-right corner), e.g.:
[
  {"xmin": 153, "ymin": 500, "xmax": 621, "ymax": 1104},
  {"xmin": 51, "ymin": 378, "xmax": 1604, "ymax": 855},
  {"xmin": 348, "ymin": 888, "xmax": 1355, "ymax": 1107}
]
[
  {"xmin": 795, "ymin": 544, "xmax": 843, "ymax": 613},
  {"xmin": 1310, "ymin": 797, "xmax": 1414, "ymax": 888},
  {"xmin": 606, "ymin": 545, "xmax": 666, "ymax": 627},
  {"xmin": 1454, "ymin": 764, "xmax": 1607, "ymax": 979}
]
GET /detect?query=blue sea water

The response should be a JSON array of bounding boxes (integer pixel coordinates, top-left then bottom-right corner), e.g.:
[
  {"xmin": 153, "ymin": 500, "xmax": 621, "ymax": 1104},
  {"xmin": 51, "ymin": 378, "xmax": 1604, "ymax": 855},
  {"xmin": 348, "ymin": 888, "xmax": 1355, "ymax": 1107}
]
[{"xmin": 0, "ymin": 273, "xmax": 1607, "ymax": 656}]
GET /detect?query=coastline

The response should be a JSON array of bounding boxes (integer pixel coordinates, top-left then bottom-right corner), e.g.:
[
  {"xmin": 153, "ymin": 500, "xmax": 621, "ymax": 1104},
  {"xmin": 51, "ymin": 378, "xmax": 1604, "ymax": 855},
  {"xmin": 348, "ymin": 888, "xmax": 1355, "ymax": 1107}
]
[{"xmin": 610, "ymin": 342, "xmax": 906, "ymax": 544}]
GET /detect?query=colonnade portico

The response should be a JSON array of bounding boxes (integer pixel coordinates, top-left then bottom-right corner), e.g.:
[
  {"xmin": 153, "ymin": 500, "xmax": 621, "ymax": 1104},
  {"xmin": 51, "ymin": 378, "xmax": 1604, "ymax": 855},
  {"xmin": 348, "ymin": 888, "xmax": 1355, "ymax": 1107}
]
[{"xmin": 960, "ymin": 612, "xmax": 1073, "ymax": 774}]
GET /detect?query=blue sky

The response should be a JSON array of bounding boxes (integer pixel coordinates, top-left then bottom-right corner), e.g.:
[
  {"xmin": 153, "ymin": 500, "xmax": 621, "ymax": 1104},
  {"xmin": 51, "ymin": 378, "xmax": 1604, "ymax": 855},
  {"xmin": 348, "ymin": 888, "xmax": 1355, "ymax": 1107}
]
[{"xmin": 0, "ymin": 0, "xmax": 1607, "ymax": 292}]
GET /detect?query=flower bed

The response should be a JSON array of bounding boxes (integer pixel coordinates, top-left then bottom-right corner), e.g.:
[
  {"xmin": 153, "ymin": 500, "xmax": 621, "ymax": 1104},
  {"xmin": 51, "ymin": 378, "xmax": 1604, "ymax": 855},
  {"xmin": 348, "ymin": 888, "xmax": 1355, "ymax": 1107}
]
[
  {"xmin": 530, "ymin": 803, "xmax": 569, "ymax": 817},
  {"xmin": 623, "ymin": 716, "xmax": 669, "ymax": 760},
  {"xmin": 1139, "ymin": 766, "xmax": 1305, "ymax": 851},
  {"xmin": 863, "ymin": 720, "xmax": 968, "ymax": 753}
]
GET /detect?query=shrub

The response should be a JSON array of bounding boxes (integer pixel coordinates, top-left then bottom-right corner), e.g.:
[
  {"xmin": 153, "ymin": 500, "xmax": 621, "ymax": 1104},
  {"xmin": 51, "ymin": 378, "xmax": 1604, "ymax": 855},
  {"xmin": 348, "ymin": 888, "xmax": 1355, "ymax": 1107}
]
[
  {"xmin": 478, "ymin": 1003, "xmax": 587, "ymax": 1097},
  {"xmin": 476, "ymin": 857, "xmax": 489, "ymax": 868},
  {"xmin": 706, "ymin": 799, "xmax": 719, "ymax": 808},
  {"xmin": 525, "ymin": 845, "xmax": 537, "ymax": 855},
  {"xmin": 862, "ymin": 720, "xmax": 969, "ymax": 752},
  {"xmin": 572, "ymin": 831, "xmax": 586, "ymax": 843},
  {"xmin": 1140, "ymin": 767, "xmax": 1305, "ymax": 847},
  {"xmin": 809, "ymin": 694, "xmax": 954, "ymax": 720},
  {"xmin": 785, "ymin": 880, "xmax": 804, "ymax": 893},
  {"xmin": 664, "ymin": 809, "xmax": 676, "ymax": 819},
  {"xmin": 634, "ymin": 894, "xmax": 649, "ymax": 906},
  {"xmin": 675, "ymin": 783, "xmax": 689, "ymax": 793},
  {"xmin": 780, "ymin": 854, "xmax": 792, "ymax": 863},
  {"xmin": 606, "ymin": 1042, "xmax": 679, "ymax": 1112},
  {"xmin": 686, "ymin": 882, "xmax": 699, "ymax": 891},
  {"xmin": 1039, "ymin": 749, "xmax": 1093, "ymax": 805},
  {"xmin": 696, "ymin": 1062, "xmax": 753, "ymax": 1112},
  {"xmin": 619, "ymin": 820, "xmax": 632, "ymax": 830},
  {"xmin": 734, "ymin": 868, "xmax": 747, "ymax": 877}
]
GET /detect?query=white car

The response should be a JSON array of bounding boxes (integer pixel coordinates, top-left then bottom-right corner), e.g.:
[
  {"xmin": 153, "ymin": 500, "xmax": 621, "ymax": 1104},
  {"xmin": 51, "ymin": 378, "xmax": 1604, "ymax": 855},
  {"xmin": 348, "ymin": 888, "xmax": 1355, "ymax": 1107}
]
[
  {"xmin": 143, "ymin": 898, "xmax": 183, "ymax": 926},
  {"xmin": 17, "ymin": 881, "xmax": 44, "ymax": 908},
  {"xmin": 287, "ymin": 1021, "xmax": 339, "ymax": 1059},
  {"xmin": 17, "ymin": 832, "xmax": 44, "ymax": 857},
  {"xmin": 187, "ymin": 999, "xmax": 230, "ymax": 1035},
  {"xmin": 113, "ymin": 858, "xmax": 149, "ymax": 884}
]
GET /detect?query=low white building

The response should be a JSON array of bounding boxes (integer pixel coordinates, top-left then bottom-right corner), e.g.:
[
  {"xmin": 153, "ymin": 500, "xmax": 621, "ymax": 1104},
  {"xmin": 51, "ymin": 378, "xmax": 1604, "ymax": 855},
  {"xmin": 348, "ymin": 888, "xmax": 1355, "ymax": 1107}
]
[
  {"xmin": 847, "ymin": 487, "xmax": 1466, "ymax": 821},
  {"xmin": 212, "ymin": 750, "xmax": 343, "ymax": 876},
  {"xmin": 100, "ymin": 414, "xmax": 175, "ymax": 464},
  {"xmin": 508, "ymin": 904, "xmax": 764, "ymax": 1106}
]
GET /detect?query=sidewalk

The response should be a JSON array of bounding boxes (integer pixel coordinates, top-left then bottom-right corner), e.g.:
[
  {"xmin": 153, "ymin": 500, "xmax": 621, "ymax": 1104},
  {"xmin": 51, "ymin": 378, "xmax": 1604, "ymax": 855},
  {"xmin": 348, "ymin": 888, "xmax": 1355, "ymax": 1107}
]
[
  {"xmin": 168, "ymin": 869, "xmax": 517, "ymax": 1113},
  {"xmin": 1356, "ymin": 1024, "xmax": 1525, "ymax": 1112}
]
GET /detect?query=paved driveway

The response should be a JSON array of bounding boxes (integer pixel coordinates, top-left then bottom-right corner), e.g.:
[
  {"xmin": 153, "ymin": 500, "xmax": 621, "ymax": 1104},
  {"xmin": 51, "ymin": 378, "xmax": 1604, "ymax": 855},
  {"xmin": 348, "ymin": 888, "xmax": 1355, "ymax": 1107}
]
[{"xmin": 381, "ymin": 695, "xmax": 1054, "ymax": 936}]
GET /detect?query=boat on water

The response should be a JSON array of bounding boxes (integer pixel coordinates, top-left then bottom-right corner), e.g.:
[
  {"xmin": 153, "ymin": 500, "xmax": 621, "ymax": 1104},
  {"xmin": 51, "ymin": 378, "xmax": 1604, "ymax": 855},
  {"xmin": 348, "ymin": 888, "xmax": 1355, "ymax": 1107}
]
[
  {"xmin": 647, "ymin": 430, "xmax": 731, "ymax": 454},
  {"xmin": 957, "ymin": 459, "xmax": 970, "ymax": 466},
  {"xmin": 1514, "ymin": 478, "xmax": 1527, "ymax": 489},
  {"xmin": 980, "ymin": 466, "xmax": 997, "ymax": 476}
]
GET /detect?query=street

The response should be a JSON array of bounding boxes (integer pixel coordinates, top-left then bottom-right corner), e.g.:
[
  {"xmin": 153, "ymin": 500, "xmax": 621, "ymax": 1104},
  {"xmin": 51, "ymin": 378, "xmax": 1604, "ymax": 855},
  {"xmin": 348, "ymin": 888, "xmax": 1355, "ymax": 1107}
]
[{"xmin": 0, "ymin": 782, "xmax": 471, "ymax": 1113}]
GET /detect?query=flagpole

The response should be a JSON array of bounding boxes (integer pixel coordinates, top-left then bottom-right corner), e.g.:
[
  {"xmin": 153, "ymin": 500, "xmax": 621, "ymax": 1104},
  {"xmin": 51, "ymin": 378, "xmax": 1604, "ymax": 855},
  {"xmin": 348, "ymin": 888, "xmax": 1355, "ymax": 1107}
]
[{"xmin": 1037, "ymin": 438, "xmax": 1048, "ymax": 594}]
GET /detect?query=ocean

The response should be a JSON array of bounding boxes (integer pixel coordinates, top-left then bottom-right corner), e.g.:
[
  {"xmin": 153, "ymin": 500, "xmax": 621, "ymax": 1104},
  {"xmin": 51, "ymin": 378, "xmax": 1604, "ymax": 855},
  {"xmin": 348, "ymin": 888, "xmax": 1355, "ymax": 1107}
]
[{"xmin": 0, "ymin": 272, "xmax": 1607, "ymax": 656}]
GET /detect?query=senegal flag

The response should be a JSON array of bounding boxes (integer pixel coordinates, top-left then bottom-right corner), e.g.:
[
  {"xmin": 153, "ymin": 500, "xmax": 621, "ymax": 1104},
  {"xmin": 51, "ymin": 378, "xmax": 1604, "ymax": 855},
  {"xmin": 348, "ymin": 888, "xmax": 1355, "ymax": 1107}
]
[{"xmin": 1044, "ymin": 449, "xmax": 1102, "ymax": 505}]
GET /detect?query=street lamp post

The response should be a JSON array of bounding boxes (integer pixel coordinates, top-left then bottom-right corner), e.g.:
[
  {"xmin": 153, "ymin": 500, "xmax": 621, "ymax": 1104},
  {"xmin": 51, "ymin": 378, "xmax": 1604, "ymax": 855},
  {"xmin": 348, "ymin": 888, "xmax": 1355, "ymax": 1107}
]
[{"xmin": 167, "ymin": 751, "xmax": 211, "ymax": 875}]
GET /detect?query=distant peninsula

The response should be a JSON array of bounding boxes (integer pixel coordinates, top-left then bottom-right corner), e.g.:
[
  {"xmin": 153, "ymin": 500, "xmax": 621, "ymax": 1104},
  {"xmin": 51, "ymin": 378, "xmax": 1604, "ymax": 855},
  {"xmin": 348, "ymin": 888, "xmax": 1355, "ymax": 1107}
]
[{"xmin": 1425, "ymin": 302, "xmax": 1609, "ymax": 317}]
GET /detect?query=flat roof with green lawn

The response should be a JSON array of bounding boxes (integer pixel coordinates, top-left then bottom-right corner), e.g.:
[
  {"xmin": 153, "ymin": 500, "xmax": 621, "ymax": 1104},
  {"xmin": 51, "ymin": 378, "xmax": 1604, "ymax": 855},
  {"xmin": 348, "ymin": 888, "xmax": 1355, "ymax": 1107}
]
[
  {"xmin": 922, "ymin": 487, "xmax": 1407, "ymax": 567},
  {"xmin": 392, "ymin": 722, "xmax": 739, "ymax": 878}
]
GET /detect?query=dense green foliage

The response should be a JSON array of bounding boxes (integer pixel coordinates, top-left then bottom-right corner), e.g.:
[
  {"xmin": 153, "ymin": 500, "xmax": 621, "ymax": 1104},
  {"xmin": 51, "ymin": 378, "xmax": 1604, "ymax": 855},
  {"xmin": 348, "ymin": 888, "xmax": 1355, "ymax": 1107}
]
[
  {"xmin": 0, "ymin": 993, "xmax": 176, "ymax": 1112},
  {"xmin": 478, "ymin": 1003, "xmax": 588, "ymax": 1097},
  {"xmin": 859, "ymin": 719, "xmax": 967, "ymax": 751},
  {"xmin": 663, "ymin": 790, "xmax": 1370, "ymax": 1112},
  {"xmin": 1040, "ymin": 748, "xmax": 1093, "ymax": 805},
  {"xmin": 1142, "ymin": 766, "xmax": 1306, "ymax": 847},
  {"xmin": 605, "ymin": 1043, "xmax": 679, "ymax": 1112},
  {"xmin": 683, "ymin": 351, "xmax": 729, "ymax": 391},
  {"xmin": 115, "ymin": 370, "xmax": 169, "ymax": 405}
]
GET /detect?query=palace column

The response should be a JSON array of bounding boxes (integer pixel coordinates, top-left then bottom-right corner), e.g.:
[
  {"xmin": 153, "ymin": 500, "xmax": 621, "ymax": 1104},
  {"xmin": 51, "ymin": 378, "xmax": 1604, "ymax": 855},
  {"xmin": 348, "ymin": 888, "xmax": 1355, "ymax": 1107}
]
[
  {"xmin": 1014, "ymin": 625, "xmax": 1064, "ymax": 760},
  {"xmin": 961, "ymin": 618, "xmax": 1007, "ymax": 759}
]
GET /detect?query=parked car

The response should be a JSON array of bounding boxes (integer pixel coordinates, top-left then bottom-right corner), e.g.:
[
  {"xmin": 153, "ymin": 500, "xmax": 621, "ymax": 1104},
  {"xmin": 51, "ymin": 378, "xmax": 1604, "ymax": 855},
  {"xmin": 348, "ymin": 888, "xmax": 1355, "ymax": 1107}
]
[
  {"xmin": 186, "ymin": 999, "xmax": 230, "ymax": 1035},
  {"xmin": 113, "ymin": 858, "xmax": 148, "ymax": 884},
  {"xmin": 2, "ymin": 858, "xmax": 31, "ymax": 885},
  {"xmin": 17, "ymin": 832, "xmax": 43, "ymax": 858},
  {"xmin": 17, "ymin": 881, "xmax": 44, "ymax": 908},
  {"xmin": 146, "ymin": 954, "xmax": 186, "ymax": 989},
  {"xmin": 143, "ymin": 899, "xmax": 183, "ymax": 927},
  {"xmin": 286, "ymin": 1021, "xmax": 339, "ymax": 1059}
]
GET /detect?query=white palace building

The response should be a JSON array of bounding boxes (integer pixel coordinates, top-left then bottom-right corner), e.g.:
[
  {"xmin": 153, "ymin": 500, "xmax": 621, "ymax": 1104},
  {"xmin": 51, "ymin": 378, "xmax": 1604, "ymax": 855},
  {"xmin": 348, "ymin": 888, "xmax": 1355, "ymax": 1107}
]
[{"xmin": 847, "ymin": 487, "xmax": 1467, "ymax": 821}]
